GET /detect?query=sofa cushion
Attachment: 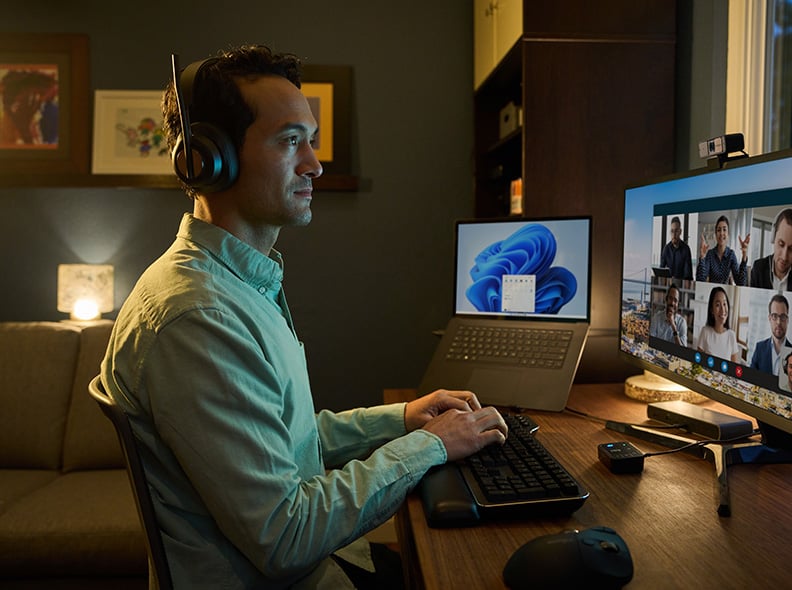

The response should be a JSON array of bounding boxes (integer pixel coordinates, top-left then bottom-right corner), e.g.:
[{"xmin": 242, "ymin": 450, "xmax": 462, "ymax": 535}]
[
  {"xmin": 0, "ymin": 322, "xmax": 81, "ymax": 469},
  {"xmin": 62, "ymin": 321, "xmax": 123, "ymax": 471},
  {"xmin": 0, "ymin": 469, "xmax": 60, "ymax": 517},
  {"xmin": 0, "ymin": 470, "xmax": 146, "ymax": 576}
]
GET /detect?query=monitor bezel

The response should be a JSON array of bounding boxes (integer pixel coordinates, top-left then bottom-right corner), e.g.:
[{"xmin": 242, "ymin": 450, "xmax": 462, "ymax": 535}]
[{"xmin": 452, "ymin": 215, "xmax": 593, "ymax": 323}]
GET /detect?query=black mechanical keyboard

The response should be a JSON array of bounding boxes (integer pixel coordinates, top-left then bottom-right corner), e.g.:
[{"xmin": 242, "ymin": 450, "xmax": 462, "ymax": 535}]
[{"xmin": 420, "ymin": 413, "xmax": 589, "ymax": 527}]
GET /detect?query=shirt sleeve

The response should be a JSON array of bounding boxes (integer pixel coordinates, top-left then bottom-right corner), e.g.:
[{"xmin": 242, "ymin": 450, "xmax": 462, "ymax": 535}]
[
  {"xmin": 696, "ymin": 252, "xmax": 709, "ymax": 281},
  {"xmin": 683, "ymin": 245, "xmax": 693, "ymax": 280},
  {"xmin": 660, "ymin": 244, "xmax": 670, "ymax": 269},
  {"xmin": 675, "ymin": 315, "xmax": 688, "ymax": 347},
  {"xmin": 727, "ymin": 248, "xmax": 747, "ymax": 286},
  {"xmin": 697, "ymin": 325, "xmax": 709, "ymax": 351},
  {"xmin": 137, "ymin": 309, "xmax": 446, "ymax": 580},
  {"xmin": 316, "ymin": 404, "xmax": 409, "ymax": 468},
  {"xmin": 736, "ymin": 256, "xmax": 748, "ymax": 286}
]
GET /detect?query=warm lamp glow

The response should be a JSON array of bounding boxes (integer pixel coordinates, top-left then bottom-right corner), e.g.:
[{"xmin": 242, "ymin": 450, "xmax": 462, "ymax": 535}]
[
  {"xmin": 624, "ymin": 370, "xmax": 707, "ymax": 404},
  {"xmin": 72, "ymin": 298, "xmax": 100, "ymax": 321},
  {"xmin": 57, "ymin": 264, "xmax": 114, "ymax": 321}
]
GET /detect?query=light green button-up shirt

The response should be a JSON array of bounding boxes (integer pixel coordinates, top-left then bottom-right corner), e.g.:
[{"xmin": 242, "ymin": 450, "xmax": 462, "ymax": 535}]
[{"xmin": 102, "ymin": 213, "xmax": 446, "ymax": 589}]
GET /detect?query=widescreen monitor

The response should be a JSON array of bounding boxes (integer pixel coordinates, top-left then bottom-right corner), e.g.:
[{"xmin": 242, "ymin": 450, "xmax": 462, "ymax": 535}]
[{"xmin": 620, "ymin": 148, "xmax": 792, "ymax": 450}]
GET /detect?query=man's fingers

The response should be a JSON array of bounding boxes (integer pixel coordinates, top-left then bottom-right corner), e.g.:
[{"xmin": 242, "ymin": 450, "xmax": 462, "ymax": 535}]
[
  {"xmin": 440, "ymin": 390, "xmax": 483, "ymax": 412},
  {"xmin": 474, "ymin": 406, "xmax": 508, "ymax": 439},
  {"xmin": 480, "ymin": 426, "xmax": 507, "ymax": 446}
]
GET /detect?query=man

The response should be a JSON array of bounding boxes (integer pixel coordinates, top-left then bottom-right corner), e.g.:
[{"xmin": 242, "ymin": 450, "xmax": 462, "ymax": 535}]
[
  {"xmin": 750, "ymin": 294, "xmax": 792, "ymax": 375},
  {"xmin": 659, "ymin": 216, "xmax": 693, "ymax": 280},
  {"xmin": 101, "ymin": 45, "xmax": 507, "ymax": 590},
  {"xmin": 649, "ymin": 284, "xmax": 687, "ymax": 346},
  {"xmin": 750, "ymin": 208, "xmax": 792, "ymax": 290}
]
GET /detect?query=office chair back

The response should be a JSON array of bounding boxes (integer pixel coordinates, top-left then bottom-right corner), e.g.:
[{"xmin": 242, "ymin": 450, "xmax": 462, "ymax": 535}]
[{"xmin": 88, "ymin": 375, "xmax": 173, "ymax": 590}]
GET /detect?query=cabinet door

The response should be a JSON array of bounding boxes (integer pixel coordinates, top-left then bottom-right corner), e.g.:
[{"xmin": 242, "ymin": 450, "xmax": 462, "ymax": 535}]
[
  {"xmin": 521, "ymin": 40, "xmax": 675, "ymax": 328},
  {"xmin": 474, "ymin": 0, "xmax": 496, "ymax": 89},
  {"xmin": 494, "ymin": 0, "xmax": 523, "ymax": 64},
  {"xmin": 474, "ymin": 0, "xmax": 523, "ymax": 89}
]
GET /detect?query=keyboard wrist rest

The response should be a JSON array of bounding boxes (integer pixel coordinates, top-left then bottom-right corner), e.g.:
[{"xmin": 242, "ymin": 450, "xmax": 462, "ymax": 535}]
[{"xmin": 419, "ymin": 463, "xmax": 480, "ymax": 528}]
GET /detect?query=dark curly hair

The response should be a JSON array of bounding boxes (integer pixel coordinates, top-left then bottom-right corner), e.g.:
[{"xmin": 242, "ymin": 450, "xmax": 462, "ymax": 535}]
[{"xmin": 162, "ymin": 44, "xmax": 302, "ymax": 198}]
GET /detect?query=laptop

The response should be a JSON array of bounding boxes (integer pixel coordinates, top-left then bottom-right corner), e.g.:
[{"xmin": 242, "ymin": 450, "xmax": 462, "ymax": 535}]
[{"xmin": 418, "ymin": 216, "xmax": 591, "ymax": 410}]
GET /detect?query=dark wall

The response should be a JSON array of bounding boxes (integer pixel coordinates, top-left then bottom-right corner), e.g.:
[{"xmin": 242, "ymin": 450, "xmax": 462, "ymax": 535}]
[{"xmin": 0, "ymin": 1, "xmax": 474, "ymax": 411}]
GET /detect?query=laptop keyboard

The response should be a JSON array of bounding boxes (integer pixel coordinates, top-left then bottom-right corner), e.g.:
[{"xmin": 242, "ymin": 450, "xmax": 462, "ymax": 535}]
[
  {"xmin": 420, "ymin": 413, "xmax": 588, "ymax": 525},
  {"xmin": 445, "ymin": 325, "xmax": 573, "ymax": 369}
]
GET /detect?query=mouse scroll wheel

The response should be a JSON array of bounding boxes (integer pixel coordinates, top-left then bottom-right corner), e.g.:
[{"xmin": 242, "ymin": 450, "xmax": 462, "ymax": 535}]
[{"xmin": 599, "ymin": 540, "xmax": 620, "ymax": 553}]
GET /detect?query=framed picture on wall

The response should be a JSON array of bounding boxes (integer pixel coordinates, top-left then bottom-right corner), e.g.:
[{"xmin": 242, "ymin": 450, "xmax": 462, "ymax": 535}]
[
  {"xmin": 302, "ymin": 79, "xmax": 334, "ymax": 163},
  {"xmin": 91, "ymin": 90, "xmax": 171, "ymax": 175},
  {"xmin": 0, "ymin": 33, "xmax": 90, "ymax": 175},
  {"xmin": 301, "ymin": 64, "xmax": 352, "ymax": 178}
]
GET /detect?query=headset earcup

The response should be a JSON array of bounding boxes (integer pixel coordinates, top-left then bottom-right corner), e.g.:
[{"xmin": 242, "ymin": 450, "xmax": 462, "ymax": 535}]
[{"xmin": 172, "ymin": 122, "xmax": 238, "ymax": 193}]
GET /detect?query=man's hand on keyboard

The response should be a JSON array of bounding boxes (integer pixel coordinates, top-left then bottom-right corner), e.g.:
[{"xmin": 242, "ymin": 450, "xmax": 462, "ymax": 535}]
[
  {"xmin": 404, "ymin": 389, "xmax": 483, "ymax": 431},
  {"xmin": 418, "ymin": 402, "xmax": 508, "ymax": 462}
]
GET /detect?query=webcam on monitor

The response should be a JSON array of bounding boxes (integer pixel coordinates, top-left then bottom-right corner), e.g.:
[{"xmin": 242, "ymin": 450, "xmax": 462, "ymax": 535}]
[{"xmin": 698, "ymin": 133, "xmax": 748, "ymax": 168}]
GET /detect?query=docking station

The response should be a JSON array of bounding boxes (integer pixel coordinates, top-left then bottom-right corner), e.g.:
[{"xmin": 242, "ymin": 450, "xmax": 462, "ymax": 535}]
[{"xmin": 647, "ymin": 400, "xmax": 754, "ymax": 439}]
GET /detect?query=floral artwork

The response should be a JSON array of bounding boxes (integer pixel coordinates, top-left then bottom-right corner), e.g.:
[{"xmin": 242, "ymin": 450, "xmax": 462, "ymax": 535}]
[
  {"xmin": 92, "ymin": 90, "xmax": 172, "ymax": 174},
  {"xmin": 115, "ymin": 115, "xmax": 167, "ymax": 159}
]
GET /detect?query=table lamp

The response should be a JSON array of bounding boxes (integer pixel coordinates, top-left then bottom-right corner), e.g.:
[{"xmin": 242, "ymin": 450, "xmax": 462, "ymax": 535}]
[{"xmin": 57, "ymin": 264, "xmax": 114, "ymax": 321}]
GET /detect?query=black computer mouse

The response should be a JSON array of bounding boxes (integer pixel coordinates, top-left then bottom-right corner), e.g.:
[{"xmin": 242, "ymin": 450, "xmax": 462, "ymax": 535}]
[{"xmin": 503, "ymin": 526, "xmax": 633, "ymax": 589}]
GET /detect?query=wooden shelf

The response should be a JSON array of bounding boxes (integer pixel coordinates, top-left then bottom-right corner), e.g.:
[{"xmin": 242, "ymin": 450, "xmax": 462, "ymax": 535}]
[
  {"xmin": 481, "ymin": 127, "xmax": 522, "ymax": 157},
  {"xmin": 0, "ymin": 173, "xmax": 360, "ymax": 192}
]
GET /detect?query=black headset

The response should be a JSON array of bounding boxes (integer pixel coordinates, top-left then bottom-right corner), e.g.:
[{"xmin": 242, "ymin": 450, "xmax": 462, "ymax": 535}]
[{"xmin": 170, "ymin": 54, "xmax": 239, "ymax": 193}]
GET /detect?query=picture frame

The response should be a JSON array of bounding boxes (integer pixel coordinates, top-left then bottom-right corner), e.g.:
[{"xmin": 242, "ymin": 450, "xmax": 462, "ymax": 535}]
[
  {"xmin": 302, "ymin": 65, "xmax": 353, "ymax": 177},
  {"xmin": 0, "ymin": 33, "xmax": 90, "ymax": 175},
  {"xmin": 91, "ymin": 90, "xmax": 171, "ymax": 175}
]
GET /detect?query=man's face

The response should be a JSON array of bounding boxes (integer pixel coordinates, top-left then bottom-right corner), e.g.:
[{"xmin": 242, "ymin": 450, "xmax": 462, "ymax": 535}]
[
  {"xmin": 669, "ymin": 221, "xmax": 681, "ymax": 246},
  {"xmin": 769, "ymin": 300, "xmax": 789, "ymax": 341},
  {"xmin": 665, "ymin": 288, "xmax": 679, "ymax": 314},
  {"xmin": 773, "ymin": 218, "xmax": 792, "ymax": 279},
  {"xmin": 230, "ymin": 75, "xmax": 322, "ymax": 229}
]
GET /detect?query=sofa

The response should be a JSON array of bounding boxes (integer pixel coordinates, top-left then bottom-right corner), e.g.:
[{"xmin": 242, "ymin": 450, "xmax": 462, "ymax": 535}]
[{"xmin": 0, "ymin": 321, "xmax": 147, "ymax": 589}]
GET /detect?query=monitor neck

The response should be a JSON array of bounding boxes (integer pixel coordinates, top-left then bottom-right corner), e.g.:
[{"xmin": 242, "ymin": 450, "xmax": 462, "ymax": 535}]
[{"xmin": 759, "ymin": 421, "xmax": 792, "ymax": 451}]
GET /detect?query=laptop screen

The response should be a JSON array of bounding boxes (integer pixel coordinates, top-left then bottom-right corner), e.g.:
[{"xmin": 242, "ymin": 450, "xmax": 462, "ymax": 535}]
[{"xmin": 454, "ymin": 217, "xmax": 592, "ymax": 321}]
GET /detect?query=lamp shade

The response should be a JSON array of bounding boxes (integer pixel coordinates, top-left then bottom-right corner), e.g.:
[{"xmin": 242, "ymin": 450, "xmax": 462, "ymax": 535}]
[{"xmin": 57, "ymin": 264, "xmax": 114, "ymax": 321}]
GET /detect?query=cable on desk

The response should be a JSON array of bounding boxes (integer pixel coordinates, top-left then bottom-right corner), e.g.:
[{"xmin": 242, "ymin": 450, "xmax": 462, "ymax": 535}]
[
  {"xmin": 564, "ymin": 406, "xmax": 686, "ymax": 430},
  {"xmin": 567, "ymin": 406, "xmax": 760, "ymax": 457},
  {"xmin": 640, "ymin": 429, "xmax": 761, "ymax": 458}
]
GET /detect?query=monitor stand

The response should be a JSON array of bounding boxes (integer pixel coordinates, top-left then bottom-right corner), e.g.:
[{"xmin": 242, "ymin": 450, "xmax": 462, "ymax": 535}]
[{"xmin": 605, "ymin": 420, "xmax": 792, "ymax": 516}]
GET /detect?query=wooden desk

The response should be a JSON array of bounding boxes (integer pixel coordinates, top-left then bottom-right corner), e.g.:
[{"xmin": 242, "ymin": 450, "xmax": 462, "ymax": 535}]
[{"xmin": 391, "ymin": 383, "xmax": 792, "ymax": 589}]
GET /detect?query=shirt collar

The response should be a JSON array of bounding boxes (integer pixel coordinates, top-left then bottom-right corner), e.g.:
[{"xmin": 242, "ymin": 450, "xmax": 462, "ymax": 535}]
[
  {"xmin": 176, "ymin": 213, "xmax": 284, "ymax": 295},
  {"xmin": 771, "ymin": 256, "xmax": 790, "ymax": 290}
]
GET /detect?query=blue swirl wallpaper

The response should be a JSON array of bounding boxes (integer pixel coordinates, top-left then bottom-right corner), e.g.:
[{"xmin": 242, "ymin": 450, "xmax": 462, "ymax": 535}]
[{"xmin": 454, "ymin": 219, "xmax": 590, "ymax": 319}]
